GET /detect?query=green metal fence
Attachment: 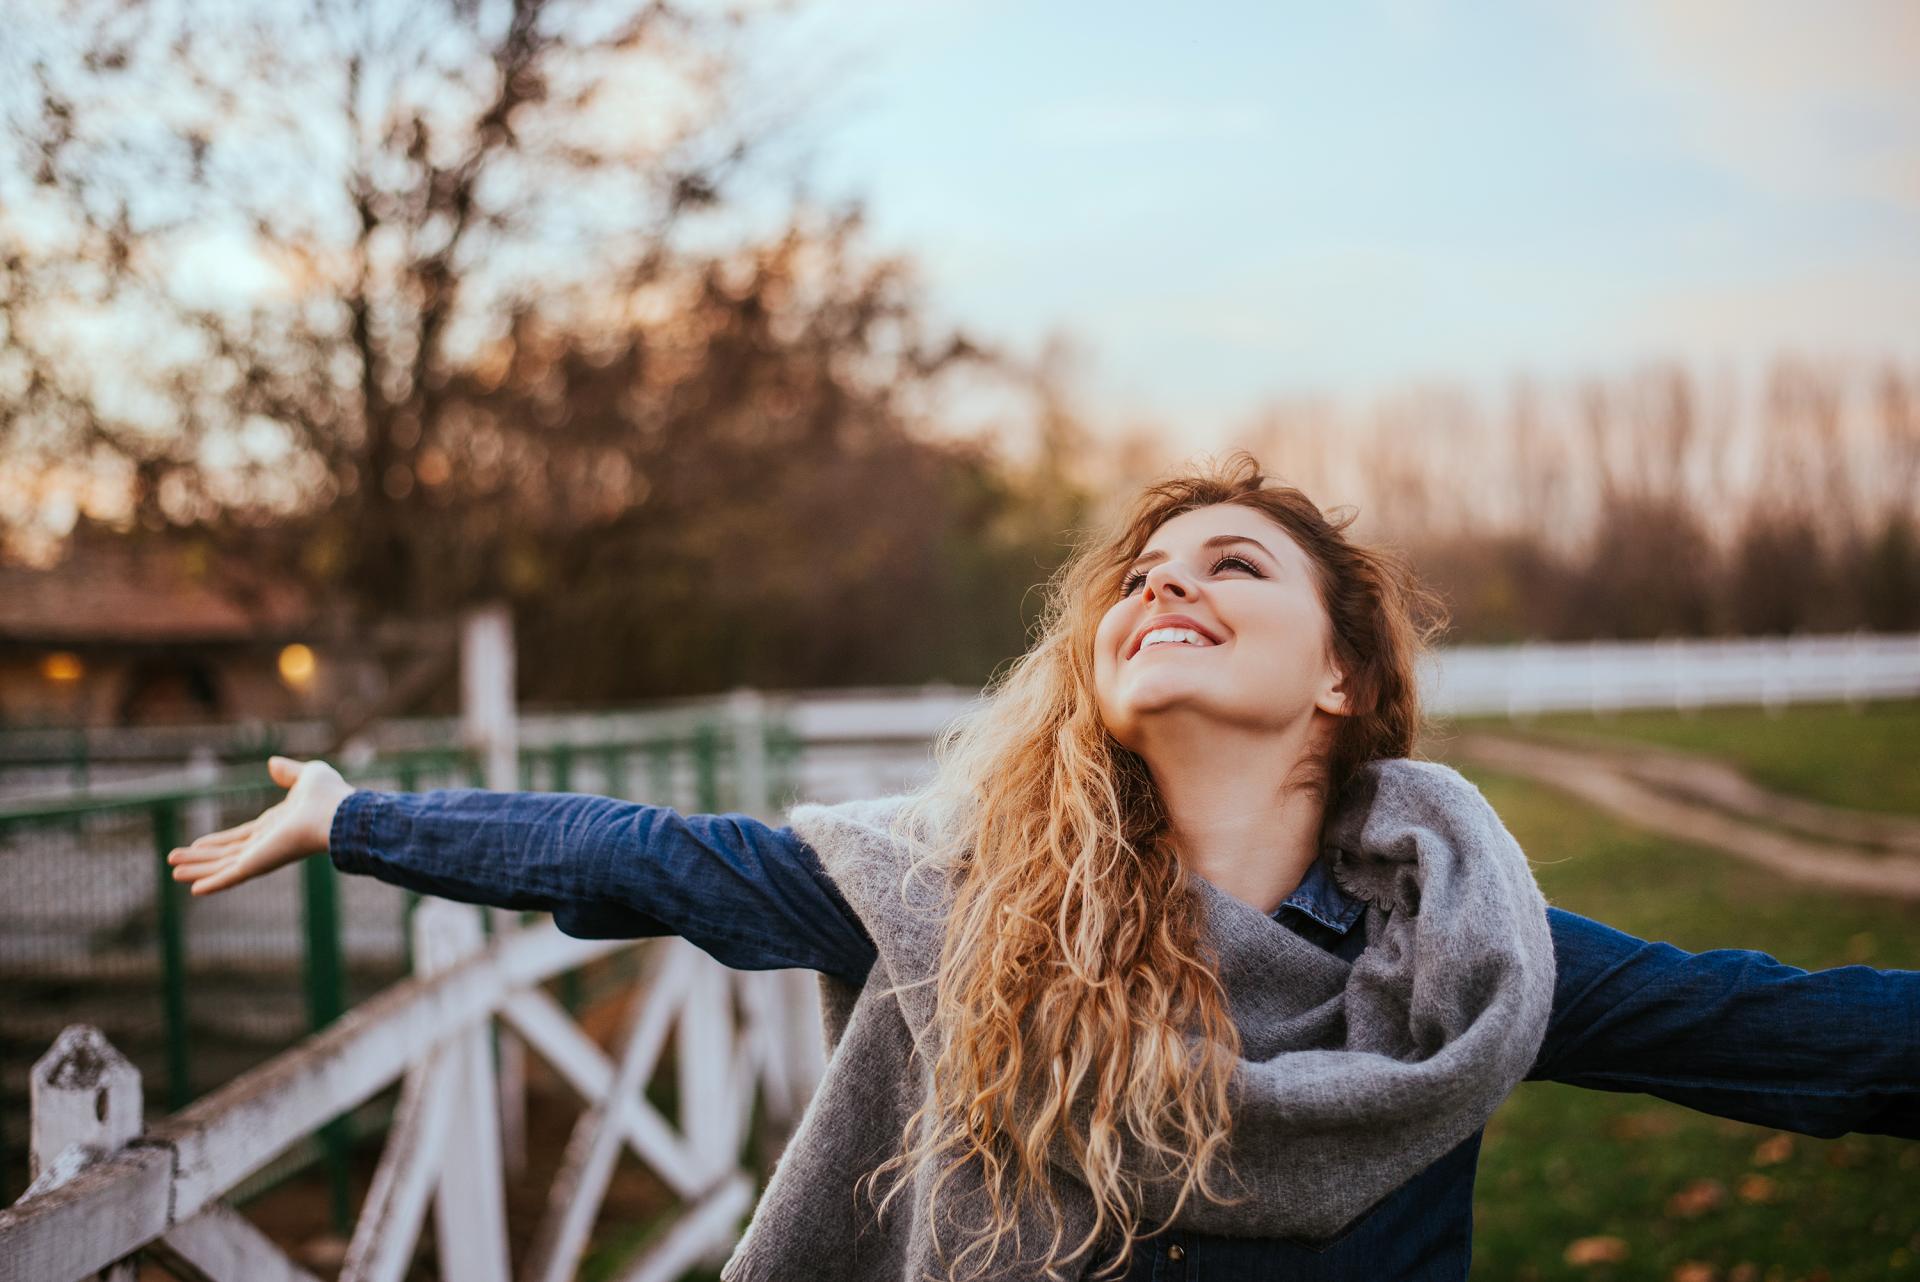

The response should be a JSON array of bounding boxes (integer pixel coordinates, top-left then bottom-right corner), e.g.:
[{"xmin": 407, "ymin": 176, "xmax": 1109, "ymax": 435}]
[{"xmin": 0, "ymin": 706, "xmax": 805, "ymax": 1210}]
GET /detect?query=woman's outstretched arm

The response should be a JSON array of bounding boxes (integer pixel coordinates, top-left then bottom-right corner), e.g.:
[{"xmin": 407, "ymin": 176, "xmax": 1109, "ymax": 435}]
[
  {"xmin": 1527, "ymin": 906, "xmax": 1918, "ymax": 1140},
  {"xmin": 170, "ymin": 756, "xmax": 881, "ymax": 987},
  {"xmin": 329, "ymin": 786, "xmax": 879, "ymax": 983}
]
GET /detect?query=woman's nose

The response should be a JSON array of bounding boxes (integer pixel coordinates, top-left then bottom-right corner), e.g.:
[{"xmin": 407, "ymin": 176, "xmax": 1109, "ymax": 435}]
[{"xmin": 1143, "ymin": 562, "xmax": 1192, "ymax": 599}]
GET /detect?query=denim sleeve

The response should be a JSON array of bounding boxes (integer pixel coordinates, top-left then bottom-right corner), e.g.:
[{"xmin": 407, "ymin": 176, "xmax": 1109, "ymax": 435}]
[
  {"xmin": 1527, "ymin": 906, "xmax": 1919, "ymax": 1139},
  {"xmin": 328, "ymin": 788, "xmax": 878, "ymax": 986}
]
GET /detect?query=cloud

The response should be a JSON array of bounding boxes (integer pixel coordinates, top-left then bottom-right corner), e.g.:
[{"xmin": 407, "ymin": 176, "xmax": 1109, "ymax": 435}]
[{"xmin": 1587, "ymin": 0, "xmax": 1920, "ymax": 210}]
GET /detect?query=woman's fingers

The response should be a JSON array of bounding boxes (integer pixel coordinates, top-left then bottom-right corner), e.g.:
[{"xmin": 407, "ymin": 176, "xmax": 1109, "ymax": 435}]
[
  {"xmin": 181, "ymin": 815, "xmax": 264, "ymax": 850},
  {"xmin": 173, "ymin": 857, "xmax": 227, "ymax": 887},
  {"xmin": 172, "ymin": 811, "xmax": 282, "ymax": 861},
  {"xmin": 174, "ymin": 848, "xmax": 256, "ymax": 894},
  {"xmin": 169, "ymin": 830, "xmax": 256, "ymax": 866},
  {"xmin": 170, "ymin": 849, "xmax": 239, "ymax": 874},
  {"xmin": 190, "ymin": 859, "xmax": 250, "ymax": 896},
  {"xmin": 175, "ymin": 831, "xmax": 250, "ymax": 860},
  {"xmin": 171, "ymin": 843, "xmax": 239, "ymax": 873}
]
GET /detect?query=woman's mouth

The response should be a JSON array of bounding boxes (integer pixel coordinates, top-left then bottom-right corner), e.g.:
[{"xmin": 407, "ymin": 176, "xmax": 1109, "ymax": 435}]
[{"xmin": 1133, "ymin": 626, "xmax": 1218, "ymax": 656}]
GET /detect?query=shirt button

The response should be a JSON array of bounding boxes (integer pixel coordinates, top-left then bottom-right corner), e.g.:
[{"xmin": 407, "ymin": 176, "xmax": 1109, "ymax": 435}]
[{"xmin": 1167, "ymin": 1244, "xmax": 1185, "ymax": 1260}]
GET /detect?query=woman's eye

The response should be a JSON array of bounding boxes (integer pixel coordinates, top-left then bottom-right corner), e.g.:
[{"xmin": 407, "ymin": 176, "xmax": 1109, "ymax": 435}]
[{"xmin": 1118, "ymin": 554, "xmax": 1261, "ymax": 597}]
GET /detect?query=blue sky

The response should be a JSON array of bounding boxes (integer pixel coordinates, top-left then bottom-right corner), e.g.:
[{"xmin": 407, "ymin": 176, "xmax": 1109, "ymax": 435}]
[{"xmin": 751, "ymin": 0, "xmax": 1919, "ymax": 445}]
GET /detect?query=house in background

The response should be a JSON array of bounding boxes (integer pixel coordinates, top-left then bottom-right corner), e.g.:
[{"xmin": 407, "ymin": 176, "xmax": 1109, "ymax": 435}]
[{"xmin": 0, "ymin": 519, "xmax": 376, "ymax": 729}]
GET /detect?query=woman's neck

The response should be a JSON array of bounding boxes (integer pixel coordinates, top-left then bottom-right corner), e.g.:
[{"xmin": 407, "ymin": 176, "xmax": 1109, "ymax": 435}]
[{"xmin": 1139, "ymin": 714, "xmax": 1328, "ymax": 916}]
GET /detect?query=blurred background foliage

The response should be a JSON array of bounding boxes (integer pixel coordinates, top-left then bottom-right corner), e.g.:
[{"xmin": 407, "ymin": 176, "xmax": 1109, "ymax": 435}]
[{"xmin": 3, "ymin": 0, "xmax": 1916, "ymax": 708}]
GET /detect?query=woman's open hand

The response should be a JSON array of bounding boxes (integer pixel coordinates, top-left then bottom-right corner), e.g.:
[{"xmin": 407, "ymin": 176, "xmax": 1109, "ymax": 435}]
[{"xmin": 167, "ymin": 755, "xmax": 356, "ymax": 895}]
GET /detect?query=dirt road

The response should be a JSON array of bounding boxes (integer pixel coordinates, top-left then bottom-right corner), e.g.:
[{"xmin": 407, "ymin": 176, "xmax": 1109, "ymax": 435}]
[{"xmin": 1444, "ymin": 731, "xmax": 1920, "ymax": 902}]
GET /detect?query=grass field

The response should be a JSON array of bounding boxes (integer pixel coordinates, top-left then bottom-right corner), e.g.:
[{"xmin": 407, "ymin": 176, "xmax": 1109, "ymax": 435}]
[
  {"xmin": 1456, "ymin": 728, "xmax": 1920, "ymax": 1281},
  {"xmin": 1445, "ymin": 698, "xmax": 1920, "ymax": 817}
]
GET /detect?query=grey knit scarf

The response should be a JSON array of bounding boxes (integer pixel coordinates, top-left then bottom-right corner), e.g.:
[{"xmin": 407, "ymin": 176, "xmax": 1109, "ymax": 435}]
[{"xmin": 720, "ymin": 757, "xmax": 1557, "ymax": 1282}]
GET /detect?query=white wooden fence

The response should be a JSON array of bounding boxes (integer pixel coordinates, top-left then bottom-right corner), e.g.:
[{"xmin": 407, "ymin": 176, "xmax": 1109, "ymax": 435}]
[
  {"xmin": 0, "ymin": 902, "xmax": 822, "ymax": 1282},
  {"xmin": 1426, "ymin": 630, "xmax": 1920, "ymax": 717},
  {"xmin": 10, "ymin": 631, "xmax": 1918, "ymax": 804}
]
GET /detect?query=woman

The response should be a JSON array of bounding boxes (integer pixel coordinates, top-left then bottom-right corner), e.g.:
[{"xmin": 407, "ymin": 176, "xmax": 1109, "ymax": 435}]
[{"xmin": 171, "ymin": 452, "xmax": 1917, "ymax": 1282}]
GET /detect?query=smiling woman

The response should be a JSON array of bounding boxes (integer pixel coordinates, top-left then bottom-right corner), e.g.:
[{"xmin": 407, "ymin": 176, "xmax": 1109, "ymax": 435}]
[
  {"xmin": 168, "ymin": 450, "xmax": 1918, "ymax": 1282},
  {"xmin": 827, "ymin": 453, "xmax": 1489, "ymax": 1280},
  {"xmin": 1092, "ymin": 484, "xmax": 1439, "ymax": 915}
]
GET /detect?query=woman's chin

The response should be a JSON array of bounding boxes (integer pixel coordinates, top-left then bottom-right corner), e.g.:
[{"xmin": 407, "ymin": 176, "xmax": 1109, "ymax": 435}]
[{"xmin": 1116, "ymin": 684, "xmax": 1225, "ymax": 723}]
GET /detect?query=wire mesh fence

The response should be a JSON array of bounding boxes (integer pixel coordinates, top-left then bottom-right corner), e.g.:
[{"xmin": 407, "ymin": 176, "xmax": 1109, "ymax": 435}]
[{"xmin": 0, "ymin": 708, "xmax": 807, "ymax": 1205}]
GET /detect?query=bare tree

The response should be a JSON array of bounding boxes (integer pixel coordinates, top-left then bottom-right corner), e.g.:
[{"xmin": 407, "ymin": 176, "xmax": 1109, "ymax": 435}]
[
  {"xmin": 1852, "ymin": 363, "xmax": 1920, "ymax": 630},
  {"xmin": 1, "ymin": 0, "xmax": 798, "ymax": 616}
]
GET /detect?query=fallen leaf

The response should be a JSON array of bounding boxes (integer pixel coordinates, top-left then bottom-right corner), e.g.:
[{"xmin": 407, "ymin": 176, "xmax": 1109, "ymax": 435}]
[
  {"xmin": 1665, "ymin": 1178, "xmax": 1727, "ymax": 1218},
  {"xmin": 1726, "ymin": 1265, "xmax": 1760, "ymax": 1282},
  {"xmin": 1607, "ymin": 1111, "xmax": 1679, "ymax": 1141},
  {"xmin": 1671, "ymin": 1263, "xmax": 1717, "ymax": 1282},
  {"xmin": 1564, "ymin": 1235, "xmax": 1631, "ymax": 1265},
  {"xmin": 1824, "ymin": 1142, "xmax": 1859, "ymax": 1169},
  {"xmin": 1736, "ymin": 1174, "xmax": 1777, "ymax": 1203},
  {"xmin": 1751, "ymin": 1134, "xmax": 1793, "ymax": 1166}
]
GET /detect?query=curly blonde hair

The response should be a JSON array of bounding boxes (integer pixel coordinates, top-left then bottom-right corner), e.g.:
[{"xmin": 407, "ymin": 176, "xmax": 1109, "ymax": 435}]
[{"xmin": 861, "ymin": 450, "xmax": 1446, "ymax": 1280}]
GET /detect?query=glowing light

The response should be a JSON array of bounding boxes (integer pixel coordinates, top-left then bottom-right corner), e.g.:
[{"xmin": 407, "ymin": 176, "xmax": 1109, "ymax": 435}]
[
  {"xmin": 278, "ymin": 643, "xmax": 318, "ymax": 689},
  {"xmin": 40, "ymin": 652, "xmax": 84, "ymax": 683}
]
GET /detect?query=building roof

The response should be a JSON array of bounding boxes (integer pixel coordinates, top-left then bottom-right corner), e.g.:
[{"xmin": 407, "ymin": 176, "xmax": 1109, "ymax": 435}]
[{"xmin": 0, "ymin": 521, "xmax": 315, "ymax": 646}]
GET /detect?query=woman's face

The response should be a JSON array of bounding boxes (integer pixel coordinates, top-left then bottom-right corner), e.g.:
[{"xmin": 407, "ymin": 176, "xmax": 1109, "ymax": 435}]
[{"xmin": 1093, "ymin": 503, "xmax": 1348, "ymax": 750}]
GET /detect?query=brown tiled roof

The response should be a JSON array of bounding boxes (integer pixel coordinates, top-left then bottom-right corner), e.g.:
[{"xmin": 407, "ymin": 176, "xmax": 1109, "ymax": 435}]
[{"xmin": 0, "ymin": 524, "xmax": 314, "ymax": 645}]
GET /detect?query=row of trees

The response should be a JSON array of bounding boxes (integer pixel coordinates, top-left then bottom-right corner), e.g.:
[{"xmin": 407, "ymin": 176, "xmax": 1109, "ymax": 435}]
[{"xmin": 1235, "ymin": 359, "xmax": 1920, "ymax": 640}]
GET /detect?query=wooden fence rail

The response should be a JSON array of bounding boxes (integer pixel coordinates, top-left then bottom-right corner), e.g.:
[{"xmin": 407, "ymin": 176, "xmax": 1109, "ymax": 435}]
[{"xmin": 0, "ymin": 900, "xmax": 821, "ymax": 1282}]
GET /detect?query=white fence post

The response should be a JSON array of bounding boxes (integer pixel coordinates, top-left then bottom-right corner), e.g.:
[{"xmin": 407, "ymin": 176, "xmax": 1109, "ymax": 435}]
[
  {"xmin": 461, "ymin": 601, "xmax": 528, "ymax": 1179},
  {"xmin": 677, "ymin": 955, "xmax": 736, "ymax": 1188},
  {"xmin": 24, "ymin": 1026, "xmax": 142, "ymax": 1281},
  {"xmin": 184, "ymin": 746, "xmax": 222, "ymax": 849},
  {"xmin": 461, "ymin": 603, "xmax": 518, "ymax": 796},
  {"xmin": 724, "ymin": 686, "xmax": 825, "ymax": 1150},
  {"xmin": 729, "ymin": 687, "xmax": 768, "ymax": 820},
  {"xmin": 416, "ymin": 901, "xmax": 512, "ymax": 1282}
]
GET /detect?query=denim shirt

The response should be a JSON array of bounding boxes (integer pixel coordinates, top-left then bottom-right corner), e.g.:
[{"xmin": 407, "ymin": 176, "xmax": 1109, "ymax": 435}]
[{"xmin": 329, "ymin": 789, "xmax": 1919, "ymax": 1282}]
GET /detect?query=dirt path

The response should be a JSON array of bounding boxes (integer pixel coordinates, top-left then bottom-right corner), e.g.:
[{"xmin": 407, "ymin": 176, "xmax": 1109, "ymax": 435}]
[{"xmin": 1445, "ymin": 731, "xmax": 1920, "ymax": 902}]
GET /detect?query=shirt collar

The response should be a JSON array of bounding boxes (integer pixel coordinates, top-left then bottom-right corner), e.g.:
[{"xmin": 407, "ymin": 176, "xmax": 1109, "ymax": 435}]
[{"xmin": 1270, "ymin": 847, "xmax": 1367, "ymax": 935}]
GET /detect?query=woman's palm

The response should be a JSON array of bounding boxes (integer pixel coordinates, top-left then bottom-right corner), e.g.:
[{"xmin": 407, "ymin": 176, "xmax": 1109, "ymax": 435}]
[{"xmin": 168, "ymin": 756, "xmax": 352, "ymax": 895}]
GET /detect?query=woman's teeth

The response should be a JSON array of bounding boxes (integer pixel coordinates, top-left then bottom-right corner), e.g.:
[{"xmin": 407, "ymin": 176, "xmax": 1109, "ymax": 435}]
[{"xmin": 1139, "ymin": 627, "xmax": 1213, "ymax": 651}]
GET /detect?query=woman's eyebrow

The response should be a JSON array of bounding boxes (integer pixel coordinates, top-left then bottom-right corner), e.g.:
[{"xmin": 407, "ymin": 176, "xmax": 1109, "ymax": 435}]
[{"xmin": 1126, "ymin": 534, "xmax": 1275, "ymax": 571}]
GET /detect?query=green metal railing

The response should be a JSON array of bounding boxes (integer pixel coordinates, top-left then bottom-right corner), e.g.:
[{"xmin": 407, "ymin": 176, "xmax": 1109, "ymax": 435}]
[{"xmin": 0, "ymin": 704, "xmax": 805, "ymax": 1212}]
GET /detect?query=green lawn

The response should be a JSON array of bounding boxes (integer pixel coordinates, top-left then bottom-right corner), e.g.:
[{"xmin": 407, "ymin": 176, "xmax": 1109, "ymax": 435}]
[
  {"xmin": 1443, "ymin": 698, "xmax": 1920, "ymax": 817},
  {"xmin": 1464, "ymin": 763, "xmax": 1920, "ymax": 1282}
]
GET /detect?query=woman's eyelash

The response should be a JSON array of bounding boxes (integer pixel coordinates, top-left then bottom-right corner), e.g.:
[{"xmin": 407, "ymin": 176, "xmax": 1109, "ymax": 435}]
[{"xmin": 1118, "ymin": 553, "xmax": 1262, "ymax": 596}]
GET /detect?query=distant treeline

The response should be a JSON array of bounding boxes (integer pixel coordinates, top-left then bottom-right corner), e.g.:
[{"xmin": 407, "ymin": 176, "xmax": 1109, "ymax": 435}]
[{"xmin": 1233, "ymin": 359, "xmax": 1920, "ymax": 642}]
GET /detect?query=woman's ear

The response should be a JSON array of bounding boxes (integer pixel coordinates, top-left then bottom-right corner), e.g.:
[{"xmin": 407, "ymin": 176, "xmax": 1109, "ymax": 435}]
[{"xmin": 1315, "ymin": 659, "xmax": 1352, "ymax": 718}]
